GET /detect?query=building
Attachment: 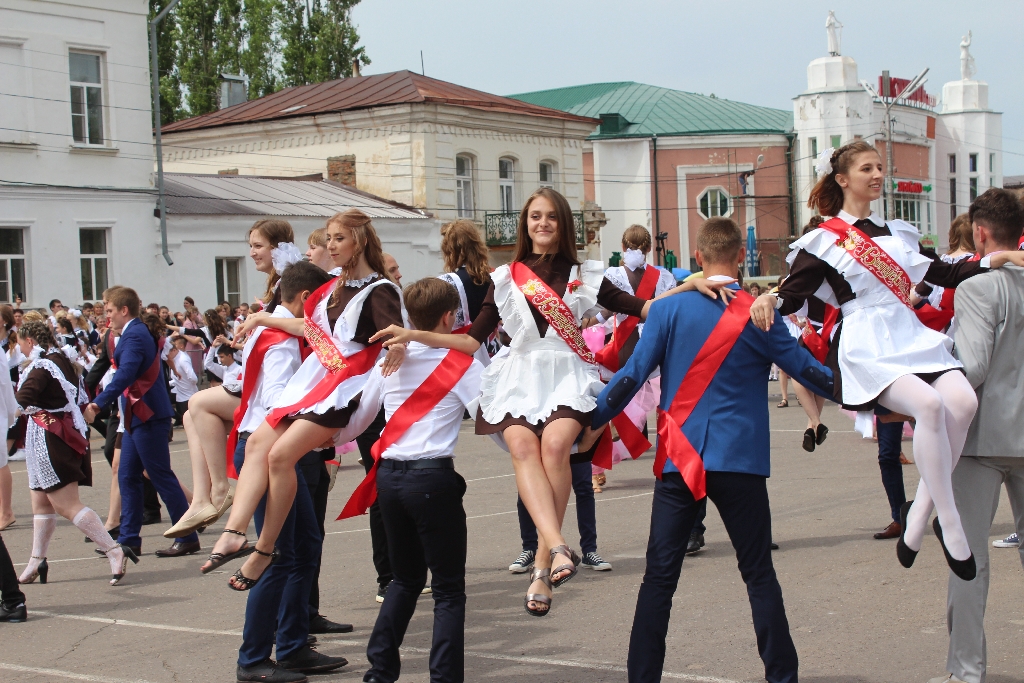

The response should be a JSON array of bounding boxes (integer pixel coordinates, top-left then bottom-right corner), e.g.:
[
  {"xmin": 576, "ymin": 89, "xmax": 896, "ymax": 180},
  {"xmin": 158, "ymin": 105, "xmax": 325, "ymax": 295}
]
[
  {"xmin": 159, "ymin": 71, "xmax": 599, "ymax": 258},
  {"xmin": 792, "ymin": 23, "xmax": 1002, "ymax": 248},
  {"xmin": 0, "ymin": 0, "xmax": 158, "ymax": 307},
  {"xmin": 162, "ymin": 173, "xmax": 439, "ymax": 308},
  {"xmin": 509, "ymin": 83, "xmax": 795, "ymax": 274}
]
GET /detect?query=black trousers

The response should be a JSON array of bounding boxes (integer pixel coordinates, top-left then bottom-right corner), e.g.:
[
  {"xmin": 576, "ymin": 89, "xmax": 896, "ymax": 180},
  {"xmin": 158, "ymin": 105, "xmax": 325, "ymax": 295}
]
[
  {"xmin": 296, "ymin": 450, "xmax": 331, "ymax": 616},
  {"xmin": 876, "ymin": 415, "xmax": 907, "ymax": 524},
  {"xmin": 356, "ymin": 408, "xmax": 393, "ymax": 587},
  {"xmin": 627, "ymin": 471, "xmax": 797, "ymax": 683},
  {"xmin": 102, "ymin": 407, "xmax": 160, "ymax": 521},
  {"xmin": 0, "ymin": 533, "xmax": 25, "ymax": 609},
  {"xmin": 366, "ymin": 462, "xmax": 467, "ymax": 683}
]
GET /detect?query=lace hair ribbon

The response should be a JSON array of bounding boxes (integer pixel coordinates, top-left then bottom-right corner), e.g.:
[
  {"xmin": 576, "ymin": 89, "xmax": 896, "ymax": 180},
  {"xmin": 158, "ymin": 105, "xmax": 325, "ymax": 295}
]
[
  {"xmin": 271, "ymin": 242, "xmax": 304, "ymax": 276},
  {"xmin": 815, "ymin": 147, "xmax": 836, "ymax": 179}
]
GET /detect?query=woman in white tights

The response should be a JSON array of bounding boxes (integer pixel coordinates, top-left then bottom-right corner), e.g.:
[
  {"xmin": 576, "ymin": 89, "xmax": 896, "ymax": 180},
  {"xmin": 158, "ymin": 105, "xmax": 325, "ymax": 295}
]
[{"xmin": 750, "ymin": 140, "xmax": 1024, "ymax": 580}]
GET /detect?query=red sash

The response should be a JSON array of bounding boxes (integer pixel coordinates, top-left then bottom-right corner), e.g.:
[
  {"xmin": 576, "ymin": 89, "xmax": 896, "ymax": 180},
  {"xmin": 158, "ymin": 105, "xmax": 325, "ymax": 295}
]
[
  {"xmin": 915, "ymin": 253, "xmax": 980, "ymax": 331},
  {"xmin": 265, "ymin": 278, "xmax": 381, "ymax": 428},
  {"xmin": 653, "ymin": 292, "xmax": 754, "ymax": 500},
  {"xmin": 818, "ymin": 218, "xmax": 914, "ymax": 308},
  {"xmin": 337, "ymin": 349, "xmax": 474, "ymax": 519},
  {"xmin": 31, "ymin": 411, "xmax": 89, "ymax": 455},
  {"xmin": 592, "ymin": 411, "xmax": 652, "ymax": 470},
  {"xmin": 594, "ymin": 265, "xmax": 660, "ymax": 372},
  {"xmin": 510, "ymin": 262, "xmax": 595, "ymax": 364},
  {"xmin": 110, "ymin": 329, "xmax": 164, "ymax": 432},
  {"xmin": 800, "ymin": 305, "xmax": 839, "ymax": 364},
  {"xmin": 225, "ymin": 328, "xmax": 301, "ymax": 479}
]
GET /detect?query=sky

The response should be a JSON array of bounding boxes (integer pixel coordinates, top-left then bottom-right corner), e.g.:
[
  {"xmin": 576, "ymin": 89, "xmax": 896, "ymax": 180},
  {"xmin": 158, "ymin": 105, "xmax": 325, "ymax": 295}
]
[{"xmin": 351, "ymin": 0, "xmax": 1024, "ymax": 175}]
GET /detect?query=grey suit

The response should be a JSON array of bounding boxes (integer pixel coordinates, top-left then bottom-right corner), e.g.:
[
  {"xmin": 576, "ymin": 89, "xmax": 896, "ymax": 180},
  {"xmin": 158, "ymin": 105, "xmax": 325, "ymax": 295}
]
[{"xmin": 946, "ymin": 265, "xmax": 1024, "ymax": 683}]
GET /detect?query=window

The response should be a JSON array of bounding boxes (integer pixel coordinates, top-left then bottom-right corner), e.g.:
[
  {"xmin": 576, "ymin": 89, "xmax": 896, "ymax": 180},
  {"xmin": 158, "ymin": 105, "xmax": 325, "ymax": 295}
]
[
  {"xmin": 949, "ymin": 178, "xmax": 957, "ymax": 221},
  {"xmin": 498, "ymin": 157, "xmax": 516, "ymax": 213},
  {"xmin": 830, "ymin": 135, "xmax": 842, "ymax": 149},
  {"xmin": 0, "ymin": 229, "xmax": 26, "ymax": 304},
  {"xmin": 69, "ymin": 52, "xmax": 104, "ymax": 145},
  {"xmin": 989, "ymin": 153, "xmax": 995, "ymax": 173},
  {"xmin": 455, "ymin": 155, "xmax": 474, "ymax": 218},
  {"xmin": 697, "ymin": 187, "xmax": 731, "ymax": 219},
  {"xmin": 79, "ymin": 229, "xmax": 108, "ymax": 301},
  {"xmin": 889, "ymin": 194, "xmax": 926, "ymax": 231},
  {"xmin": 215, "ymin": 258, "xmax": 242, "ymax": 309},
  {"xmin": 808, "ymin": 137, "xmax": 818, "ymax": 179},
  {"xmin": 948, "ymin": 154, "xmax": 956, "ymax": 174},
  {"xmin": 539, "ymin": 161, "xmax": 555, "ymax": 189},
  {"xmin": 969, "ymin": 176, "xmax": 978, "ymax": 202},
  {"xmin": 969, "ymin": 153, "xmax": 978, "ymax": 173}
]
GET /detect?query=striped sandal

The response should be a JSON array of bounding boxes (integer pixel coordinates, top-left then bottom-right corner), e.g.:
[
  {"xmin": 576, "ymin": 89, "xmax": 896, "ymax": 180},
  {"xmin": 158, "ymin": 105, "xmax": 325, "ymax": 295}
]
[
  {"xmin": 524, "ymin": 567, "xmax": 552, "ymax": 617},
  {"xmin": 549, "ymin": 544, "xmax": 581, "ymax": 588}
]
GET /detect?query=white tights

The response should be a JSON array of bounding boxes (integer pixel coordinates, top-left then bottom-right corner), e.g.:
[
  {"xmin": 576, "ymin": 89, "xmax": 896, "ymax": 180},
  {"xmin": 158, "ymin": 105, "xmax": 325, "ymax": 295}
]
[{"xmin": 877, "ymin": 371, "xmax": 978, "ymax": 560}]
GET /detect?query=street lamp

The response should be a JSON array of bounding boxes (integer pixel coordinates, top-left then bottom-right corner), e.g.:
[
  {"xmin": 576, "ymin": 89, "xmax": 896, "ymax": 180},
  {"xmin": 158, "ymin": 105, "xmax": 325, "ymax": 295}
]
[
  {"xmin": 860, "ymin": 68, "xmax": 928, "ymax": 221},
  {"xmin": 150, "ymin": 0, "xmax": 181, "ymax": 266}
]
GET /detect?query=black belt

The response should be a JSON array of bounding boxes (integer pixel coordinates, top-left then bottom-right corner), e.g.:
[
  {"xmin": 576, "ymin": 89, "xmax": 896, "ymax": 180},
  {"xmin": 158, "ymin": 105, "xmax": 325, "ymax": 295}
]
[{"xmin": 378, "ymin": 457, "xmax": 454, "ymax": 471}]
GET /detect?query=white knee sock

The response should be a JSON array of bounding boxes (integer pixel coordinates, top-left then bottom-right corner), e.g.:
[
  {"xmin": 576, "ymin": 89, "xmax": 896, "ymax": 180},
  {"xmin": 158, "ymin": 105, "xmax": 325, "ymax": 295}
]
[
  {"xmin": 73, "ymin": 507, "xmax": 124, "ymax": 575},
  {"xmin": 20, "ymin": 514, "xmax": 57, "ymax": 580}
]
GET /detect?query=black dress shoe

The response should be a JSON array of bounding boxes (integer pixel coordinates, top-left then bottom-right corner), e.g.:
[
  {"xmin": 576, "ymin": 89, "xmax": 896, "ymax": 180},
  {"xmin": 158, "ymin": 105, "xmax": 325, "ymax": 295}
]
[
  {"xmin": 278, "ymin": 645, "xmax": 348, "ymax": 674},
  {"xmin": 685, "ymin": 531, "xmax": 703, "ymax": 555},
  {"xmin": 142, "ymin": 512, "xmax": 162, "ymax": 526},
  {"xmin": 933, "ymin": 517, "xmax": 977, "ymax": 581},
  {"xmin": 96, "ymin": 545, "xmax": 141, "ymax": 557},
  {"xmin": 154, "ymin": 540, "xmax": 201, "ymax": 558},
  {"xmin": 770, "ymin": 542, "xmax": 779, "ymax": 550},
  {"xmin": 896, "ymin": 501, "xmax": 918, "ymax": 568},
  {"xmin": 815, "ymin": 423, "xmax": 829, "ymax": 445},
  {"xmin": 802, "ymin": 428, "xmax": 816, "ymax": 452},
  {"xmin": 362, "ymin": 676, "xmax": 386, "ymax": 683},
  {"xmin": 308, "ymin": 613, "xmax": 353, "ymax": 634},
  {"xmin": 0, "ymin": 602, "xmax": 27, "ymax": 623},
  {"xmin": 236, "ymin": 659, "xmax": 307, "ymax": 682}
]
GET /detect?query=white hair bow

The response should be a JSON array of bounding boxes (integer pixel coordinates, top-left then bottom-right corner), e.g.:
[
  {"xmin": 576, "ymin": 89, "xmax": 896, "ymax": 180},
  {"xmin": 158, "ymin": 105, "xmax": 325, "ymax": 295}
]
[
  {"xmin": 68, "ymin": 308, "xmax": 82, "ymax": 318},
  {"xmin": 815, "ymin": 147, "xmax": 836, "ymax": 179},
  {"xmin": 271, "ymin": 242, "xmax": 304, "ymax": 276}
]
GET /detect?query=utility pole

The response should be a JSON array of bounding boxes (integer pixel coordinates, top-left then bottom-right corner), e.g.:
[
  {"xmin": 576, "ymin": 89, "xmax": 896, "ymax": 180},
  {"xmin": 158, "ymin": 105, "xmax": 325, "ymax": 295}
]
[
  {"xmin": 150, "ymin": 0, "xmax": 181, "ymax": 266},
  {"xmin": 861, "ymin": 68, "xmax": 929, "ymax": 221}
]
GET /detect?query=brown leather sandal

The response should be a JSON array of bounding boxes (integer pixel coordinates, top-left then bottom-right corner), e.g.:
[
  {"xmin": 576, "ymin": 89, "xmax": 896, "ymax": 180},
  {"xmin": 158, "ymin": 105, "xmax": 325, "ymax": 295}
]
[
  {"xmin": 524, "ymin": 567, "xmax": 552, "ymax": 617},
  {"xmin": 549, "ymin": 544, "xmax": 580, "ymax": 587}
]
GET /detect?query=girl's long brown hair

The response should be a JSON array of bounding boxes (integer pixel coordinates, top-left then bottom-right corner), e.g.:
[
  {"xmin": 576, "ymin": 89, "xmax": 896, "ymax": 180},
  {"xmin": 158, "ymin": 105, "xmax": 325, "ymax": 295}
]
[
  {"xmin": 441, "ymin": 219, "xmax": 492, "ymax": 286},
  {"xmin": 248, "ymin": 219, "xmax": 295, "ymax": 303},
  {"xmin": 326, "ymin": 209, "xmax": 391, "ymax": 306},
  {"xmin": 0, "ymin": 305, "xmax": 16, "ymax": 350},
  {"xmin": 948, "ymin": 213, "xmax": 975, "ymax": 254},
  {"xmin": 807, "ymin": 140, "xmax": 880, "ymax": 218},
  {"xmin": 511, "ymin": 187, "xmax": 580, "ymax": 265}
]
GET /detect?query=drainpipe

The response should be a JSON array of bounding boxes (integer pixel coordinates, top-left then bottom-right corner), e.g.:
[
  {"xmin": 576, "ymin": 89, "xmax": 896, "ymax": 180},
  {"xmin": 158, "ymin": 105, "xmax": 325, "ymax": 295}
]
[
  {"xmin": 785, "ymin": 133, "xmax": 797, "ymax": 237},
  {"xmin": 150, "ymin": 0, "xmax": 180, "ymax": 266},
  {"xmin": 651, "ymin": 135, "xmax": 662, "ymax": 265}
]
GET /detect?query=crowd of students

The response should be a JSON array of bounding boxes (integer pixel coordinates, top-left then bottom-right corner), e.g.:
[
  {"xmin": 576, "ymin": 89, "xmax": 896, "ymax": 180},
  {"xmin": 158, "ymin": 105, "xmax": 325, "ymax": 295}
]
[{"xmin": 0, "ymin": 151, "xmax": 1022, "ymax": 683}]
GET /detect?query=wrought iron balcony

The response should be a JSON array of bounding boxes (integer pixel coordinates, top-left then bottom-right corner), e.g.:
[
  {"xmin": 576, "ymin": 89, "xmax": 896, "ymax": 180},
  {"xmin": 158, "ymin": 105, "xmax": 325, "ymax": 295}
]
[{"xmin": 484, "ymin": 211, "xmax": 584, "ymax": 247}]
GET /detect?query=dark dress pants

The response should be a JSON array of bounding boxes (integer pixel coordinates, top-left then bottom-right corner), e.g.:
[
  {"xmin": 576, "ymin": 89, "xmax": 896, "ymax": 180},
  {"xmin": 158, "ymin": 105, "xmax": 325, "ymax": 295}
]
[
  {"xmin": 356, "ymin": 408, "xmax": 393, "ymax": 587},
  {"xmin": 102, "ymin": 407, "xmax": 160, "ymax": 521},
  {"xmin": 627, "ymin": 471, "xmax": 797, "ymax": 683},
  {"xmin": 234, "ymin": 438, "xmax": 323, "ymax": 666},
  {"xmin": 0, "ymin": 534, "xmax": 25, "ymax": 609},
  {"xmin": 117, "ymin": 417, "xmax": 196, "ymax": 548},
  {"xmin": 875, "ymin": 413, "xmax": 907, "ymax": 524},
  {"xmin": 517, "ymin": 460, "xmax": 597, "ymax": 554},
  {"xmin": 366, "ymin": 463, "xmax": 467, "ymax": 683},
  {"xmin": 296, "ymin": 450, "xmax": 330, "ymax": 617}
]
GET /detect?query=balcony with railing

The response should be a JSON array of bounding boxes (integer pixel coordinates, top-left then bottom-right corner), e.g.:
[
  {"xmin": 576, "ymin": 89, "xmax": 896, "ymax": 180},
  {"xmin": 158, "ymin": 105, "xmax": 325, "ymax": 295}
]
[{"xmin": 484, "ymin": 212, "xmax": 585, "ymax": 247}]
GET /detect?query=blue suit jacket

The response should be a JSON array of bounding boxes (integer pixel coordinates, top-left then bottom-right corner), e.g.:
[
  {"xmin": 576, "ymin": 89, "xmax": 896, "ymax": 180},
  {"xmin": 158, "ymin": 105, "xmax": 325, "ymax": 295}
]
[
  {"xmin": 593, "ymin": 288, "xmax": 834, "ymax": 478},
  {"xmin": 94, "ymin": 318, "xmax": 174, "ymax": 425}
]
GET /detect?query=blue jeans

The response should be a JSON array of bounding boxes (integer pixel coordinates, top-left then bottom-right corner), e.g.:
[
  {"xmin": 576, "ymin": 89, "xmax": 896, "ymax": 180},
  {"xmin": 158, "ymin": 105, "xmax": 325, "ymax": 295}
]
[
  {"xmin": 234, "ymin": 436, "xmax": 323, "ymax": 667},
  {"xmin": 517, "ymin": 460, "xmax": 597, "ymax": 554},
  {"xmin": 875, "ymin": 409, "xmax": 907, "ymax": 524},
  {"xmin": 118, "ymin": 417, "xmax": 196, "ymax": 548}
]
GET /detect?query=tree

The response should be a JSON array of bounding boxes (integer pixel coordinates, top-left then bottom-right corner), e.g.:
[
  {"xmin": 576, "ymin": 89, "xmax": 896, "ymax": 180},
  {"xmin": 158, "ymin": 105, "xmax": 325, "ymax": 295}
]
[
  {"xmin": 175, "ymin": 0, "xmax": 220, "ymax": 117},
  {"xmin": 278, "ymin": 0, "xmax": 369, "ymax": 88},
  {"xmin": 240, "ymin": 0, "xmax": 278, "ymax": 99}
]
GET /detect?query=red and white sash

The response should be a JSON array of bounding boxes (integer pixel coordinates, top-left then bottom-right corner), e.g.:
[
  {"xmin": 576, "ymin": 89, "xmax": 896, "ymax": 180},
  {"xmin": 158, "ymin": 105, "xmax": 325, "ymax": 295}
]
[
  {"xmin": 109, "ymin": 329, "xmax": 164, "ymax": 431},
  {"xmin": 594, "ymin": 265, "xmax": 660, "ymax": 372},
  {"xmin": 800, "ymin": 305, "xmax": 839, "ymax": 364},
  {"xmin": 818, "ymin": 217, "xmax": 914, "ymax": 308},
  {"xmin": 337, "ymin": 349, "xmax": 474, "ymax": 519},
  {"xmin": 654, "ymin": 292, "xmax": 754, "ymax": 499},
  {"xmin": 31, "ymin": 411, "xmax": 89, "ymax": 455}
]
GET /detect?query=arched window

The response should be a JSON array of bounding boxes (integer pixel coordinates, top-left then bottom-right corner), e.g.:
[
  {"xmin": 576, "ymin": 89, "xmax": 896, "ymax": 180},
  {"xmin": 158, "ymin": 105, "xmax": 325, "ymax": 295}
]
[
  {"xmin": 498, "ymin": 157, "xmax": 516, "ymax": 213},
  {"xmin": 697, "ymin": 186, "xmax": 731, "ymax": 219},
  {"xmin": 456, "ymin": 154, "xmax": 475, "ymax": 217}
]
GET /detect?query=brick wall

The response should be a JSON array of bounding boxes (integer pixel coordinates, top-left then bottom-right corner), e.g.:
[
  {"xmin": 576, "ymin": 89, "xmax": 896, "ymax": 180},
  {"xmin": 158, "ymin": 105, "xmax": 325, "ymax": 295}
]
[{"xmin": 327, "ymin": 155, "xmax": 356, "ymax": 186}]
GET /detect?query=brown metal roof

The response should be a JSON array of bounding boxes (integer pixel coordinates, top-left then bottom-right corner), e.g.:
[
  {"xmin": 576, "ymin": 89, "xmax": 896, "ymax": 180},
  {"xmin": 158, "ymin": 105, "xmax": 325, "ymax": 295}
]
[{"xmin": 162, "ymin": 70, "xmax": 599, "ymax": 134}]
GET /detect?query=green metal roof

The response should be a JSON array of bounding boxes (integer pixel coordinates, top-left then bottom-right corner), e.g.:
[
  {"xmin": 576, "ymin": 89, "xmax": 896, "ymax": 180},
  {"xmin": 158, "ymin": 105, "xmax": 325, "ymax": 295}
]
[{"xmin": 508, "ymin": 82, "xmax": 793, "ymax": 138}]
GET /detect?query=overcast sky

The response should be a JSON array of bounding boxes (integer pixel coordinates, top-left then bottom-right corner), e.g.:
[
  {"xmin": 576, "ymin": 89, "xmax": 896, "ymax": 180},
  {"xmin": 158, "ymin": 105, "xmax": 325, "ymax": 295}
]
[{"xmin": 352, "ymin": 0, "xmax": 1024, "ymax": 174}]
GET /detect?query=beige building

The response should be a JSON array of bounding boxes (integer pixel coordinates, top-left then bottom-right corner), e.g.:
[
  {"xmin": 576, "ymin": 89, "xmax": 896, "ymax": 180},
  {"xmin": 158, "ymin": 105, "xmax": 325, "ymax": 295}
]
[{"xmin": 160, "ymin": 71, "xmax": 598, "ymax": 254}]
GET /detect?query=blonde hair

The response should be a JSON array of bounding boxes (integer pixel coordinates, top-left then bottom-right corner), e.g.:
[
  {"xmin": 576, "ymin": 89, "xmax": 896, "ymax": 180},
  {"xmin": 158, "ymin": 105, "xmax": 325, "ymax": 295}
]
[
  {"xmin": 307, "ymin": 226, "xmax": 328, "ymax": 248},
  {"xmin": 440, "ymin": 219, "xmax": 492, "ymax": 286}
]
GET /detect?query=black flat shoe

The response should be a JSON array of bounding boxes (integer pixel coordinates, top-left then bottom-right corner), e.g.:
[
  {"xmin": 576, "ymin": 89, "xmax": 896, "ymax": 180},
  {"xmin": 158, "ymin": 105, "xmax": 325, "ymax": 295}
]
[
  {"xmin": 815, "ymin": 423, "xmax": 829, "ymax": 445},
  {"xmin": 277, "ymin": 645, "xmax": 348, "ymax": 674},
  {"xmin": 0, "ymin": 602, "xmax": 26, "ymax": 623},
  {"xmin": 802, "ymin": 428, "xmax": 816, "ymax": 452},
  {"xmin": 896, "ymin": 501, "xmax": 918, "ymax": 569},
  {"xmin": 308, "ymin": 613, "xmax": 353, "ymax": 634},
  {"xmin": 933, "ymin": 517, "xmax": 977, "ymax": 581},
  {"xmin": 236, "ymin": 659, "xmax": 308, "ymax": 682}
]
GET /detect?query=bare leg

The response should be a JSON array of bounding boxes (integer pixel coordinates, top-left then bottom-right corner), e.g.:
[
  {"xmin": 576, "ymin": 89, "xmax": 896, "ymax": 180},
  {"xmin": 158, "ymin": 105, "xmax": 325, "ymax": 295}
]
[
  {"xmin": 188, "ymin": 387, "xmax": 238, "ymax": 510},
  {"xmin": 106, "ymin": 448, "xmax": 121, "ymax": 530},
  {"xmin": 779, "ymin": 371, "xmax": 790, "ymax": 405},
  {"xmin": 180, "ymin": 411, "xmax": 213, "ymax": 517},
  {"xmin": 0, "ymin": 464, "xmax": 14, "ymax": 528},
  {"xmin": 791, "ymin": 381, "xmax": 821, "ymax": 429},
  {"xmin": 232, "ymin": 419, "xmax": 334, "ymax": 587}
]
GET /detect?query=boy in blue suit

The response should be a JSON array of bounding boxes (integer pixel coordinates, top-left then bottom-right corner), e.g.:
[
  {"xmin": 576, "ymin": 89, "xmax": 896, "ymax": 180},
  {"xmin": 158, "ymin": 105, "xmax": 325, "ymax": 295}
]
[
  {"xmin": 593, "ymin": 218, "xmax": 834, "ymax": 683},
  {"xmin": 85, "ymin": 286, "xmax": 198, "ymax": 556}
]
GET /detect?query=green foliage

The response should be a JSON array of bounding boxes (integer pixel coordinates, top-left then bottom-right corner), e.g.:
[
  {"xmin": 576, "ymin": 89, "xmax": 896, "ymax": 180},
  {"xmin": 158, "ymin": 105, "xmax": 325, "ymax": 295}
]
[{"xmin": 152, "ymin": 0, "xmax": 367, "ymax": 122}]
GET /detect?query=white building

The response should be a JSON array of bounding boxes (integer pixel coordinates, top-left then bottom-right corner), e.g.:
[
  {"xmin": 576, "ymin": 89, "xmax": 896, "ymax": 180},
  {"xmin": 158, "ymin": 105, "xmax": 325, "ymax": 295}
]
[
  {"xmin": 0, "ymin": 0, "xmax": 159, "ymax": 308},
  {"xmin": 792, "ymin": 25, "xmax": 1001, "ymax": 248}
]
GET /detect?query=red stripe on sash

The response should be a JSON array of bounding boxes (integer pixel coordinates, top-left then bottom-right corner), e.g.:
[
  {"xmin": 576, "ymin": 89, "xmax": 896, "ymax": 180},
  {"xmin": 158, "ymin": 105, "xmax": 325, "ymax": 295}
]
[
  {"xmin": 653, "ymin": 292, "xmax": 753, "ymax": 500},
  {"xmin": 592, "ymin": 411, "xmax": 652, "ymax": 470},
  {"xmin": 31, "ymin": 411, "xmax": 89, "ymax": 455},
  {"xmin": 510, "ymin": 262, "xmax": 595, "ymax": 364},
  {"xmin": 800, "ymin": 305, "xmax": 839, "ymax": 364},
  {"xmin": 818, "ymin": 218, "xmax": 914, "ymax": 308},
  {"xmin": 594, "ymin": 265, "xmax": 660, "ymax": 372},
  {"xmin": 110, "ymin": 332, "xmax": 164, "ymax": 432},
  {"xmin": 338, "ymin": 349, "xmax": 474, "ymax": 519}
]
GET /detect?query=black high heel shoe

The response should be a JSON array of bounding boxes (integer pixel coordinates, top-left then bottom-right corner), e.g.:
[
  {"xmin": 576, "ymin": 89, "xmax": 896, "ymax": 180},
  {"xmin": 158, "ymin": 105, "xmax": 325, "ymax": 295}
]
[
  {"xmin": 110, "ymin": 545, "xmax": 139, "ymax": 586},
  {"xmin": 933, "ymin": 517, "xmax": 977, "ymax": 581},
  {"xmin": 896, "ymin": 501, "xmax": 918, "ymax": 569},
  {"xmin": 18, "ymin": 557, "xmax": 47, "ymax": 584}
]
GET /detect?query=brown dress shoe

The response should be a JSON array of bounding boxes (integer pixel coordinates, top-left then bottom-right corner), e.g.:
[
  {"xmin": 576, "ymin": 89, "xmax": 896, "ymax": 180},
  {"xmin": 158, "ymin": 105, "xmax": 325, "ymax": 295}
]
[
  {"xmin": 873, "ymin": 521, "xmax": 902, "ymax": 540},
  {"xmin": 154, "ymin": 540, "xmax": 201, "ymax": 557}
]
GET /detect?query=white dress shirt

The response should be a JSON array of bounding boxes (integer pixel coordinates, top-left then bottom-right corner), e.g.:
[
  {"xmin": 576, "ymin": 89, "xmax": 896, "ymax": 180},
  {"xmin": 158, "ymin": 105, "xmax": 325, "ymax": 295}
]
[
  {"xmin": 238, "ymin": 307, "xmax": 302, "ymax": 434},
  {"xmin": 169, "ymin": 350, "xmax": 198, "ymax": 402},
  {"xmin": 336, "ymin": 342, "xmax": 483, "ymax": 460}
]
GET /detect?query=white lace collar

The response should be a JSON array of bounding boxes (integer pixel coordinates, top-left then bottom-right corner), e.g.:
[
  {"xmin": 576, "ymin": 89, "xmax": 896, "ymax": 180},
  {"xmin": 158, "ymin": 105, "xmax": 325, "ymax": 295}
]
[{"xmin": 344, "ymin": 272, "xmax": 379, "ymax": 288}]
